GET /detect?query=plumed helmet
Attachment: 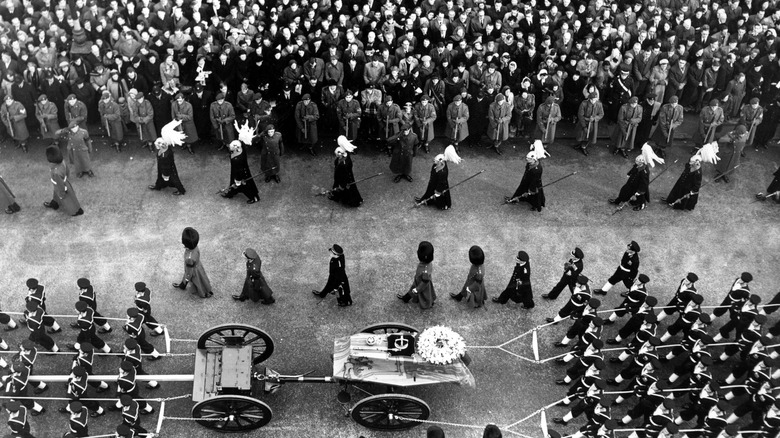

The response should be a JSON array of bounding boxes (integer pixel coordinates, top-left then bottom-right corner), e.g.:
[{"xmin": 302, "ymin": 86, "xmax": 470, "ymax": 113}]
[
  {"xmin": 468, "ymin": 245, "xmax": 485, "ymax": 265},
  {"xmin": 417, "ymin": 241, "xmax": 434, "ymax": 263},
  {"xmin": 182, "ymin": 227, "xmax": 200, "ymax": 250},
  {"xmin": 46, "ymin": 145, "xmax": 63, "ymax": 164}
]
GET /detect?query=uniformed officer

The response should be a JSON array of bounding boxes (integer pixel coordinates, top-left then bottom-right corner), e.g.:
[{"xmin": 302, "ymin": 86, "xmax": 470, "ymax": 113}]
[
  {"xmin": 660, "ymin": 295, "xmax": 705, "ymax": 343},
  {"xmin": 5, "ymin": 400, "xmax": 34, "ymax": 438},
  {"xmin": 123, "ymin": 338, "xmax": 160, "ymax": 390},
  {"xmin": 657, "ymin": 273, "xmax": 698, "ymax": 322},
  {"xmin": 17, "ymin": 340, "xmax": 48, "ymax": 394},
  {"xmin": 123, "ymin": 308, "xmax": 162, "ymax": 360},
  {"xmin": 119, "ymin": 394, "xmax": 151, "ymax": 435},
  {"xmin": 543, "ymin": 248, "xmax": 584, "ymax": 300},
  {"xmin": 603, "ymin": 274, "xmax": 650, "ymax": 325},
  {"xmin": 72, "ymin": 342, "xmax": 109, "ymax": 392},
  {"xmin": 25, "ymin": 301, "xmax": 60, "ymax": 352},
  {"xmin": 711, "ymin": 272, "xmax": 752, "ymax": 320},
  {"xmin": 547, "ymin": 277, "xmax": 592, "ymax": 324},
  {"xmin": 593, "ymin": 241, "xmax": 640, "ymax": 296},
  {"xmin": 553, "ymin": 299, "xmax": 601, "ymax": 346},
  {"xmin": 133, "ymin": 282, "xmax": 164, "ymax": 336},
  {"xmin": 6, "ymin": 359, "xmax": 46, "ymax": 415},
  {"xmin": 60, "ymin": 366, "xmax": 105, "ymax": 418},
  {"xmin": 492, "ymin": 251, "xmax": 532, "ymax": 308},
  {"xmin": 713, "ymin": 294, "xmax": 761, "ymax": 341},
  {"xmin": 607, "ymin": 299, "xmax": 658, "ymax": 345},
  {"xmin": 63, "ymin": 401, "xmax": 89, "ymax": 437},
  {"xmin": 110, "ymin": 361, "xmax": 154, "ymax": 414}
]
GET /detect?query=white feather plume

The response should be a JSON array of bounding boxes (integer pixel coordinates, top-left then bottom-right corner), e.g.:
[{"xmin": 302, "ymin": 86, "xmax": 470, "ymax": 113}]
[
  {"xmin": 234, "ymin": 120, "xmax": 256, "ymax": 146},
  {"xmin": 443, "ymin": 145, "xmax": 462, "ymax": 164},
  {"xmin": 529, "ymin": 140, "xmax": 550, "ymax": 160},
  {"xmin": 695, "ymin": 141, "xmax": 721, "ymax": 164},
  {"xmin": 161, "ymin": 120, "xmax": 186, "ymax": 146},
  {"xmin": 640, "ymin": 143, "xmax": 665, "ymax": 168},
  {"xmin": 337, "ymin": 135, "xmax": 357, "ymax": 153}
]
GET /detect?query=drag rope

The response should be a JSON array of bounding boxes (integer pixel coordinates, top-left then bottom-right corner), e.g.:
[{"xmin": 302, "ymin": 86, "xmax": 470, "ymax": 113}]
[{"xmin": 392, "ymin": 415, "xmax": 535, "ymax": 438}]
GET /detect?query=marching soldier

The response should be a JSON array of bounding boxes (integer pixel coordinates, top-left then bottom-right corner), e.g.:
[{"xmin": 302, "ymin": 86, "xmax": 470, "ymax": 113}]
[
  {"xmin": 134, "ymin": 282, "xmax": 164, "ymax": 336},
  {"xmin": 233, "ymin": 248, "xmax": 276, "ymax": 304},
  {"xmin": 445, "ymin": 95, "xmax": 469, "ymax": 151},
  {"xmin": 72, "ymin": 342, "xmax": 109, "ymax": 392},
  {"xmin": 396, "ymin": 241, "xmax": 436, "ymax": 309},
  {"xmin": 612, "ymin": 357, "xmax": 659, "ymax": 406},
  {"xmin": 536, "ymin": 96, "xmax": 562, "ymax": 146},
  {"xmin": 755, "ymin": 165, "xmax": 780, "ymax": 203},
  {"xmin": 295, "ymin": 94, "xmax": 320, "ymax": 155},
  {"xmin": 611, "ymin": 314, "xmax": 659, "ymax": 363},
  {"xmin": 603, "ymin": 274, "xmax": 650, "ymax": 325},
  {"xmin": 543, "ymin": 248, "xmax": 584, "ymax": 300},
  {"xmin": 415, "ymin": 146, "xmax": 461, "ymax": 210},
  {"xmin": 546, "ymin": 277, "xmax": 593, "ymax": 323},
  {"xmin": 17, "ymin": 340, "xmax": 48, "ymax": 394},
  {"xmin": 5, "ymin": 401, "xmax": 34, "ymax": 438},
  {"xmin": 171, "ymin": 92, "xmax": 198, "ymax": 154},
  {"xmin": 25, "ymin": 300, "xmax": 60, "ymax": 352},
  {"xmin": 663, "ymin": 156, "xmax": 703, "ymax": 210},
  {"xmin": 210, "ymin": 93, "xmax": 236, "ymax": 151},
  {"xmin": 505, "ymin": 150, "xmax": 545, "ymax": 212},
  {"xmin": 110, "ymin": 361, "xmax": 154, "ymax": 414},
  {"xmin": 650, "ymin": 96, "xmax": 684, "ymax": 158},
  {"xmin": 132, "ymin": 92, "xmax": 157, "ymax": 152},
  {"xmin": 74, "ymin": 278, "xmax": 111, "ymax": 333},
  {"xmin": 716, "ymin": 316, "xmax": 766, "ymax": 364},
  {"xmin": 222, "ymin": 140, "xmax": 259, "ymax": 204},
  {"xmin": 575, "ymin": 92, "xmax": 604, "ymax": 156},
  {"xmin": 612, "ymin": 97, "xmax": 642, "ymax": 157},
  {"xmin": 713, "ymin": 294, "xmax": 761, "ymax": 341},
  {"xmin": 449, "ymin": 246, "xmax": 487, "ymax": 308},
  {"xmin": 607, "ymin": 155, "xmax": 650, "ymax": 211},
  {"xmin": 63, "ymin": 401, "xmax": 90, "ymax": 437},
  {"xmin": 657, "ymin": 273, "xmax": 698, "ymax": 323},
  {"xmin": 72, "ymin": 301, "xmax": 111, "ymax": 353},
  {"xmin": 740, "ymin": 97, "xmax": 763, "ymax": 151},
  {"xmin": 377, "ymin": 95, "xmax": 402, "ymax": 156},
  {"xmin": 98, "ymin": 91, "xmax": 125, "ymax": 152},
  {"xmin": 119, "ymin": 394, "xmax": 151, "ymax": 435},
  {"xmin": 712, "ymin": 272, "xmax": 752, "ymax": 320},
  {"xmin": 147, "ymin": 137, "xmax": 186, "ymax": 195},
  {"xmin": 691, "ymin": 99, "xmax": 724, "ymax": 152},
  {"xmin": 714, "ymin": 125, "xmax": 748, "ymax": 183},
  {"xmin": 60, "ymin": 366, "xmax": 106, "ymax": 418},
  {"xmin": 413, "ymin": 95, "xmax": 436, "ymax": 154},
  {"xmin": 35, "ymin": 94, "xmax": 61, "ymax": 147},
  {"xmin": 607, "ymin": 337, "xmax": 659, "ymax": 386},
  {"xmin": 123, "ymin": 308, "xmax": 162, "ymax": 360},
  {"xmin": 259, "ymin": 124, "xmax": 284, "ymax": 183},
  {"xmin": 1, "ymin": 94, "xmax": 30, "ymax": 152},
  {"xmin": 6, "ymin": 359, "xmax": 46, "ymax": 415},
  {"xmin": 553, "ymin": 298, "xmax": 601, "ymax": 346},
  {"xmin": 493, "ymin": 251, "xmax": 532, "ymax": 308},
  {"xmin": 660, "ymin": 308, "xmax": 708, "ymax": 355},
  {"xmin": 486, "ymin": 94, "xmax": 512, "ymax": 155},
  {"xmin": 123, "ymin": 339, "xmax": 160, "ymax": 390},
  {"xmin": 312, "ymin": 245, "xmax": 352, "ymax": 306},
  {"xmin": 56, "ymin": 122, "xmax": 94, "ymax": 178},
  {"xmin": 607, "ymin": 298, "xmax": 658, "ymax": 345},
  {"xmin": 336, "ymin": 91, "xmax": 361, "ymax": 142},
  {"xmin": 553, "ymin": 378, "xmax": 607, "ymax": 425},
  {"xmin": 593, "ymin": 241, "xmax": 640, "ymax": 296}
]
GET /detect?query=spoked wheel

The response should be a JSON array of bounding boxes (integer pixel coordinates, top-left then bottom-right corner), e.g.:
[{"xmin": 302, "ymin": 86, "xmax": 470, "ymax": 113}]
[
  {"xmin": 350, "ymin": 394, "xmax": 431, "ymax": 430},
  {"xmin": 191, "ymin": 395, "xmax": 273, "ymax": 432},
  {"xmin": 197, "ymin": 324, "xmax": 275, "ymax": 365},
  {"xmin": 359, "ymin": 322, "xmax": 420, "ymax": 335}
]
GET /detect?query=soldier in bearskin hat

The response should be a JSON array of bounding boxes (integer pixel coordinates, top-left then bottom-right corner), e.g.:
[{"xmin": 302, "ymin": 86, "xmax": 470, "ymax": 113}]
[
  {"xmin": 173, "ymin": 227, "xmax": 213, "ymax": 298},
  {"xmin": 397, "ymin": 241, "xmax": 436, "ymax": 309},
  {"xmin": 450, "ymin": 245, "xmax": 487, "ymax": 308}
]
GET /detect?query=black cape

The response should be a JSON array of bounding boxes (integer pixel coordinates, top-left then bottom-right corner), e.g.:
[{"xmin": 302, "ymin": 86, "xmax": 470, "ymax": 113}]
[
  {"xmin": 666, "ymin": 163, "xmax": 702, "ymax": 210},
  {"xmin": 419, "ymin": 162, "xmax": 451, "ymax": 209},
  {"xmin": 615, "ymin": 165, "xmax": 650, "ymax": 205},
  {"xmin": 225, "ymin": 149, "xmax": 259, "ymax": 200},
  {"xmin": 331, "ymin": 155, "xmax": 363, "ymax": 207},
  {"xmin": 511, "ymin": 163, "xmax": 545, "ymax": 211}
]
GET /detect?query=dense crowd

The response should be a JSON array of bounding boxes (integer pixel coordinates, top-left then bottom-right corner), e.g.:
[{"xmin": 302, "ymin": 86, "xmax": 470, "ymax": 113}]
[{"xmin": 3, "ymin": 0, "xmax": 780, "ymax": 163}]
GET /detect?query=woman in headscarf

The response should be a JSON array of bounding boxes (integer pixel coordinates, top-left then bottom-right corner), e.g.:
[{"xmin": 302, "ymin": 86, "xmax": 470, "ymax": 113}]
[{"xmin": 173, "ymin": 227, "xmax": 213, "ymax": 298}]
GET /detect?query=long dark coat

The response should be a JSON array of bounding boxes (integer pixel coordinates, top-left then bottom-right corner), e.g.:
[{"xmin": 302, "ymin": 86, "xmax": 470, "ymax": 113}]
[
  {"xmin": 459, "ymin": 264, "xmax": 486, "ymax": 308},
  {"xmin": 512, "ymin": 163, "xmax": 545, "ymax": 211},
  {"xmin": 259, "ymin": 132, "xmax": 283, "ymax": 177},
  {"xmin": 666, "ymin": 163, "xmax": 702, "ymax": 210},
  {"xmin": 50, "ymin": 162, "xmax": 82, "ymax": 215},
  {"xmin": 171, "ymin": 100, "xmax": 198, "ymax": 144},
  {"xmin": 241, "ymin": 256, "xmax": 274, "ymax": 303},
  {"xmin": 408, "ymin": 263, "xmax": 435, "ymax": 309},
  {"xmin": 615, "ymin": 164, "xmax": 650, "ymax": 205},
  {"xmin": 419, "ymin": 163, "xmax": 451, "ymax": 209},
  {"xmin": 189, "ymin": 90, "xmax": 213, "ymax": 140},
  {"xmin": 319, "ymin": 255, "xmax": 351, "ymax": 305},
  {"xmin": 331, "ymin": 155, "xmax": 362, "ymax": 207},
  {"xmin": 225, "ymin": 148, "xmax": 259, "ymax": 200},
  {"xmin": 149, "ymin": 92, "xmax": 173, "ymax": 135},
  {"xmin": 389, "ymin": 130, "xmax": 417, "ymax": 176},
  {"xmin": 40, "ymin": 78, "xmax": 70, "ymax": 127}
]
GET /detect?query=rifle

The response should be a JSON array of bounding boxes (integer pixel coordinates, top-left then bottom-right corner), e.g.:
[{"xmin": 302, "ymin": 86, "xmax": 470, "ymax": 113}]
[
  {"xmin": 704, "ymin": 123, "xmax": 714, "ymax": 143},
  {"xmin": 502, "ymin": 171, "xmax": 578, "ymax": 205},
  {"xmin": 413, "ymin": 170, "xmax": 485, "ymax": 208},
  {"xmin": 613, "ymin": 160, "xmax": 678, "ymax": 215},
  {"xmin": 36, "ymin": 103, "xmax": 47, "ymax": 134},
  {"xmin": 4, "ymin": 110, "xmax": 14, "ymax": 138},
  {"xmin": 623, "ymin": 123, "xmax": 634, "ymax": 148},
  {"xmin": 304, "ymin": 118, "xmax": 308, "ymax": 139},
  {"xmin": 585, "ymin": 119, "xmax": 592, "ymax": 141},
  {"xmin": 216, "ymin": 167, "xmax": 278, "ymax": 195},
  {"xmin": 103, "ymin": 116, "xmax": 111, "ymax": 138},
  {"xmin": 753, "ymin": 190, "xmax": 780, "ymax": 203},
  {"xmin": 670, "ymin": 165, "xmax": 740, "ymax": 206},
  {"xmin": 137, "ymin": 122, "xmax": 143, "ymax": 142},
  {"xmin": 218, "ymin": 121, "xmax": 224, "ymax": 140},
  {"xmin": 315, "ymin": 172, "xmax": 383, "ymax": 196},
  {"xmin": 545, "ymin": 112, "xmax": 552, "ymax": 142},
  {"xmin": 385, "ymin": 115, "xmax": 389, "ymax": 139}
]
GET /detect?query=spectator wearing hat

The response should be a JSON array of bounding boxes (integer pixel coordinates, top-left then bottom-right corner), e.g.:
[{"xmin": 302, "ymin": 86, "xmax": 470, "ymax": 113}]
[
  {"xmin": 650, "ymin": 56, "xmax": 670, "ymax": 105},
  {"xmin": 0, "ymin": 173, "xmax": 20, "ymax": 215},
  {"xmin": 493, "ymin": 251, "xmax": 533, "ymax": 308},
  {"xmin": 397, "ymin": 241, "xmax": 436, "ymax": 309},
  {"xmin": 536, "ymin": 96, "xmax": 562, "ymax": 146},
  {"xmin": 295, "ymin": 93, "xmax": 320, "ymax": 154},
  {"xmin": 513, "ymin": 85, "xmax": 536, "ymax": 137},
  {"xmin": 388, "ymin": 123, "xmax": 418, "ymax": 183},
  {"xmin": 739, "ymin": 97, "xmax": 764, "ymax": 151},
  {"xmin": 312, "ymin": 245, "xmax": 352, "ymax": 306},
  {"xmin": 612, "ymin": 96, "xmax": 643, "ymax": 157},
  {"xmin": 150, "ymin": 84, "xmax": 175, "ymax": 136},
  {"xmin": 575, "ymin": 92, "xmax": 604, "ymax": 155},
  {"xmin": 33, "ymin": 94, "xmax": 59, "ymax": 146},
  {"xmin": 171, "ymin": 92, "xmax": 197, "ymax": 154},
  {"xmin": 486, "ymin": 93, "xmax": 511, "ymax": 154},
  {"xmin": 44, "ymin": 145, "xmax": 83, "ymax": 216},
  {"xmin": 41, "ymin": 71, "xmax": 70, "ymax": 127},
  {"xmin": 72, "ymin": 77, "xmax": 99, "ymax": 124},
  {"xmin": 173, "ymin": 227, "xmax": 213, "ymax": 298},
  {"xmin": 55, "ymin": 121, "xmax": 94, "ymax": 178},
  {"xmin": 679, "ymin": 58, "xmax": 705, "ymax": 112},
  {"xmin": 377, "ymin": 94, "xmax": 402, "ymax": 155},
  {"xmin": 209, "ymin": 92, "xmax": 236, "ymax": 150},
  {"xmin": 190, "ymin": 84, "xmax": 214, "ymax": 142},
  {"xmin": 691, "ymin": 99, "xmax": 724, "ymax": 151},
  {"xmin": 321, "ymin": 80, "xmax": 344, "ymax": 139},
  {"xmin": 0, "ymin": 94, "xmax": 29, "ymax": 152},
  {"xmin": 450, "ymin": 245, "xmax": 487, "ymax": 308},
  {"xmin": 132, "ymin": 92, "xmax": 157, "ymax": 151},
  {"xmin": 234, "ymin": 82, "xmax": 254, "ymax": 124},
  {"xmin": 11, "ymin": 73, "xmax": 37, "ymax": 133},
  {"xmin": 632, "ymin": 93, "xmax": 657, "ymax": 149},
  {"xmin": 413, "ymin": 95, "xmax": 436, "ymax": 153},
  {"xmin": 714, "ymin": 124, "xmax": 748, "ymax": 183},
  {"xmin": 446, "ymin": 94, "xmax": 469, "ymax": 150},
  {"xmin": 336, "ymin": 91, "xmax": 361, "ymax": 142},
  {"xmin": 650, "ymin": 96, "xmax": 684, "ymax": 157},
  {"xmin": 544, "ymin": 248, "xmax": 585, "ymax": 300},
  {"xmin": 259, "ymin": 124, "xmax": 283, "ymax": 183},
  {"xmin": 594, "ymin": 241, "xmax": 641, "ymax": 296}
]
